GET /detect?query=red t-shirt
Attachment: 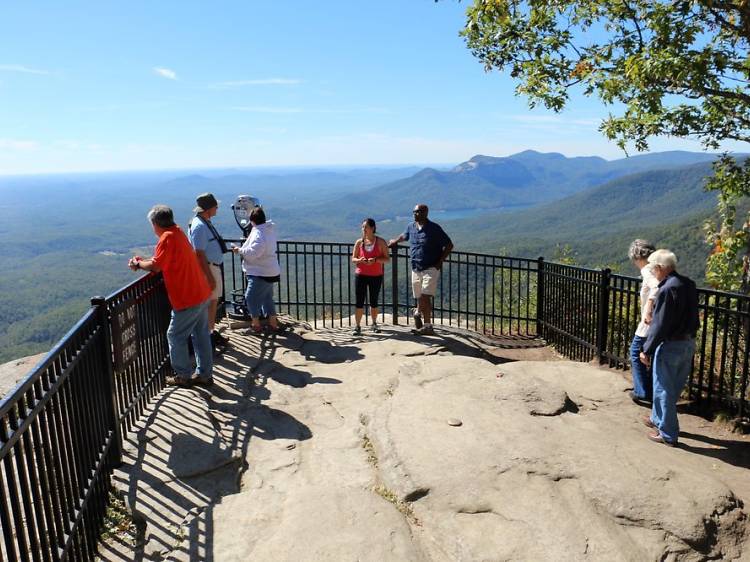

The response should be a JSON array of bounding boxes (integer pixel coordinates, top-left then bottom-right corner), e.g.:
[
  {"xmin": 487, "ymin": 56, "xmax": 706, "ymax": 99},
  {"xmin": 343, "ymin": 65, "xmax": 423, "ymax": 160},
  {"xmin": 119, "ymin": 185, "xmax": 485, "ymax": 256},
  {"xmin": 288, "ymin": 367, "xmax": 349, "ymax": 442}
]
[{"xmin": 152, "ymin": 226, "xmax": 211, "ymax": 311}]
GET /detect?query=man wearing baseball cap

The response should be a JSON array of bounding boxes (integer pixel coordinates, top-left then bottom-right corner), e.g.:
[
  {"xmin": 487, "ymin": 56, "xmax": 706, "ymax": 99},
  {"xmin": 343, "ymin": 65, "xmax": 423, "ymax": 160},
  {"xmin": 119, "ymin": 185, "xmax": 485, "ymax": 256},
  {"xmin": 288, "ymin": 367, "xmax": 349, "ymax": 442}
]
[{"xmin": 189, "ymin": 193, "xmax": 229, "ymax": 352}]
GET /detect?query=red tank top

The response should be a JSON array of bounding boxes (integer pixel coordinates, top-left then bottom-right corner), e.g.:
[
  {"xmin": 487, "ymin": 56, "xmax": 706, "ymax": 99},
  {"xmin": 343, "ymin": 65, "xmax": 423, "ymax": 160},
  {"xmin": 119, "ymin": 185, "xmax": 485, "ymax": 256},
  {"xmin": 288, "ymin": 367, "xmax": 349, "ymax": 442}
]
[{"xmin": 355, "ymin": 238, "xmax": 384, "ymax": 276}]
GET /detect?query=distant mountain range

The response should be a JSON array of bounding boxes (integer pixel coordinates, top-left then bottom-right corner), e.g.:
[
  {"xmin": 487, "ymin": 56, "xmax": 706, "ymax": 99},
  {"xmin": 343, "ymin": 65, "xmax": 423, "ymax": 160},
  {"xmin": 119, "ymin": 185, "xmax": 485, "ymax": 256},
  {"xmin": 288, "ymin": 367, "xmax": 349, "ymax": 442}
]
[
  {"xmin": 444, "ymin": 161, "xmax": 721, "ymax": 281},
  {"xmin": 290, "ymin": 150, "xmax": 723, "ymax": 227},
  {"xmin": 1, "ymin": 149, "xmax": 742, "ymax": 364}
]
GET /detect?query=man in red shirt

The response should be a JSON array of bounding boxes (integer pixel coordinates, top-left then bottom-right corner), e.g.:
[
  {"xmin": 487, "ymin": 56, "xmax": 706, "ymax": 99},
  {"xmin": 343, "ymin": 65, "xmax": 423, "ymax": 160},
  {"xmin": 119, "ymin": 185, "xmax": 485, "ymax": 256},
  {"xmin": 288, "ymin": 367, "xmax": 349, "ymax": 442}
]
[{"xmin": 128, "ymin": 205, "xmax": 213, "ymax": 386}]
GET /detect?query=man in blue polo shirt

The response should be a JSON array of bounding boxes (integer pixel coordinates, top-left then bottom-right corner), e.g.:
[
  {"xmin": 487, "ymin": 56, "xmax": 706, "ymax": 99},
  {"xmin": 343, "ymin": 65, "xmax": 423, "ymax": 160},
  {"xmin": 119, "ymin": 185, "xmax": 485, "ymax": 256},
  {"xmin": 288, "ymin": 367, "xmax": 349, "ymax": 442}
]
[
  {"xmin": 389, "ymin": 203, "xmax": 453, "ymax": 335},
  {"xmin": 189, "ymin": 193, "xmax": 229, "ymax": 352}
]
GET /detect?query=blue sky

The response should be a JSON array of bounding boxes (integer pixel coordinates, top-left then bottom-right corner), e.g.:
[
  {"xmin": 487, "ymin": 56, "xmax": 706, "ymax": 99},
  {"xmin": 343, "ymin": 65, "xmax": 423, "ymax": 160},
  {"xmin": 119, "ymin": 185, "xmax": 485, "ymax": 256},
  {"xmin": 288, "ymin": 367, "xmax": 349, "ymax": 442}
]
[{"xmin": 0, "ymin": 1, "xmax": 736, "ymax": 175}]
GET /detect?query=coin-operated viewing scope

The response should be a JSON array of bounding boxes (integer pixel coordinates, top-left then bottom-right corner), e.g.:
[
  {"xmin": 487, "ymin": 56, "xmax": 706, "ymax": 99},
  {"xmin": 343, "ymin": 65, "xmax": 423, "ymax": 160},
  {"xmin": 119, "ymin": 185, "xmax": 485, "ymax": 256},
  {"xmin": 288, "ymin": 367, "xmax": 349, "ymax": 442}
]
[
  {"xmin": 231, "ymin": 194, "xmax": 261, "ymax": 237},
  {"xmin": 228, "ymin": 194, "xmax": 262, "ymax": 320}
]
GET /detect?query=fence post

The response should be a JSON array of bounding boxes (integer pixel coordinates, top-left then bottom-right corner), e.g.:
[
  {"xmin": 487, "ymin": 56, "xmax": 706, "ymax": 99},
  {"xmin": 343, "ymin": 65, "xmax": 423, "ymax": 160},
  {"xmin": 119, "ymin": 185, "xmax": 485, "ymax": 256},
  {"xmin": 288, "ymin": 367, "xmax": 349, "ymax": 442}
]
[
  {"xmin": 595, "ymin": 269, "xmax": 611, "ymax": 364},
  {"xmin": 391, "ymin": 244, "xmax": 399, "ymax": 324},
  {"xmin": 91, "ymin": 297, "xmax": 123, "ymax": 468},
  {"xmin": 536, "ymin": 257, "xmax": 544, "ymax": 337}
]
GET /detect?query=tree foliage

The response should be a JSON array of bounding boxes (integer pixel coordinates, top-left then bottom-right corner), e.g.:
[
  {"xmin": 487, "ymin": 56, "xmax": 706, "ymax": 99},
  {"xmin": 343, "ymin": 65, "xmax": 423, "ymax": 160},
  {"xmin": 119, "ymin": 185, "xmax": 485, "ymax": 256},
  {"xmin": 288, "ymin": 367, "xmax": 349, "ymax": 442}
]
[{"xmin": 461, "ymin": 0, "xmax": 750, "ymax": 290}]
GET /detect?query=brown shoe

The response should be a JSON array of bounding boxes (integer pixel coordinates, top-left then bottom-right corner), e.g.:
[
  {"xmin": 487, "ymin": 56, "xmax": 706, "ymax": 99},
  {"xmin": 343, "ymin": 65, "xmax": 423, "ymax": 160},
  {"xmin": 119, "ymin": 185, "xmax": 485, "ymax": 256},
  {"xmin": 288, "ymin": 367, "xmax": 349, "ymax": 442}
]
[
  {"xmin": 166, "ymin": 375, "xmax": 192, "ymax": 387},
  {"xmin": 647, "ymin": 430, "xmax": 676, "ymax": 447},
  {"xmin": 193, "ymin": 376, "xmax": 214, "ymax": 387},
  {"xmin": 642, "ymin": 415, "xmax": 656, "ymax": 429}
]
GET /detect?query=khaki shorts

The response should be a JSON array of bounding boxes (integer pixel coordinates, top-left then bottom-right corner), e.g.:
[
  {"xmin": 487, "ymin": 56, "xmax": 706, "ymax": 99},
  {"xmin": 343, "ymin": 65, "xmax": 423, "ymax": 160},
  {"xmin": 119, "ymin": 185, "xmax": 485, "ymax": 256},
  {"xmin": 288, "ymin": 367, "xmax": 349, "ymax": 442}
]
[
  {"xmin": 411, "ymin": 268, "xmax": 439, "ymax": 298},
  {"xmin": 209, "ymin": 263, "xmax": 223, "ymax": 300}
]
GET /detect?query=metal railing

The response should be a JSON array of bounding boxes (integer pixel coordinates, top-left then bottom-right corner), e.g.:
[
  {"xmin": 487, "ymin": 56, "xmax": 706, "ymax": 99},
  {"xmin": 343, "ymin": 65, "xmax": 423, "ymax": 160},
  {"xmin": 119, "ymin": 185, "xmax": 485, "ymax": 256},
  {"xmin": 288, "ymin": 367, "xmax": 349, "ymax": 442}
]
[
  {"xmin": 536, "ymin": 263, "xmax": 750, "ymax": 418},
  {"xmin": 2, "ymin": 241, "xmax": 749, "ymax": 561},
  {"xmin": 0, "ymin": 273, "xmax": 170, "ymax": 561},
  {"xmin": 224, "ymin": 240, "xmax": 538, "ymax": 336}
]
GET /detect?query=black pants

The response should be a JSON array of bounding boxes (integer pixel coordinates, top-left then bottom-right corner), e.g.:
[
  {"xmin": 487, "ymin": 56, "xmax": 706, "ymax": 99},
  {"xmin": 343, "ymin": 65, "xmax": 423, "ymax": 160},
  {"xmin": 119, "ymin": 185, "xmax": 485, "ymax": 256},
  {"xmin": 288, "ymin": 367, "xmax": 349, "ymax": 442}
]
[{"xmin": 355, "ymin": 274, "xmax": 383, "ymax": 308}]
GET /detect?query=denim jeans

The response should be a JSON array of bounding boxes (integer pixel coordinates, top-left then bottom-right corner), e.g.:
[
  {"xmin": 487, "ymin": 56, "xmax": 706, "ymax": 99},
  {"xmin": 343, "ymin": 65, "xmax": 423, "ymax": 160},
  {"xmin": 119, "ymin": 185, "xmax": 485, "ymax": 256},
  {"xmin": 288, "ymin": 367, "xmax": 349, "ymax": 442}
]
[
  {"xmin": 245, "ymin": 276, "xmax": 276, "ymax": 318},
  {"xmin": 650, "ymin": 339, "xmax": 695, "ymax": 443},
  {"xmin": 166, "ymin": 299, "xmax": 213, "ymax": 378},
  {"xmin": 629, "ymin": 334, "xmax": 652, "ymax": 400}
]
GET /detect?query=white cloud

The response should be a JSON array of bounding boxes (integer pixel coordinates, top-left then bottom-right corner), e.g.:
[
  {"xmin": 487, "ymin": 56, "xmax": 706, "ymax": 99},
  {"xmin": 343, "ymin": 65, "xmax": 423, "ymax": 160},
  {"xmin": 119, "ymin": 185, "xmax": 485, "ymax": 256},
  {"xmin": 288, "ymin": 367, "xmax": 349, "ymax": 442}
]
[
  {"xmin": 231, "ymin": 106, "xmax": 303, "ymax": 113},
  {"xmin": 0, "ymin": 64, "xmax": 51, "ymax": 75},
  {"xmin": 0, "ymin": 138, "xmax": 38, "ymax": 150},
  {"xmin": 230, "ymin": 106, "xmax": 389, "ymax": 115},
  {"xmin": 212, "ymin": 78, "xmax": 302, "ymax": 88},
  {"xmin": 53, "ymin": 140, "xmax": 104, "ymax": 151},
  {"xmin": 153, "ymin": 67, "xmax": 177, "ymax": 80}
]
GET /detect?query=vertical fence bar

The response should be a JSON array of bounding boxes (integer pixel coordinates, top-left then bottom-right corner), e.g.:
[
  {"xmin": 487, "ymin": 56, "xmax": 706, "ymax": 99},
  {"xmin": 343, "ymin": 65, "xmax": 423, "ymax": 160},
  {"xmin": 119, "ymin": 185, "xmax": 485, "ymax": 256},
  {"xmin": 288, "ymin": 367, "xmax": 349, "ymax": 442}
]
[
  {"xmin": 391, "ymin": 245, "xmax": 399, "ymax": 324},
  {"xmin": 91, "ymin": 297, "xmax": 123, "ymax": 468},
  {"xmin": 596, "ymin": 268, "xmax": 611, "ymax": 364}
]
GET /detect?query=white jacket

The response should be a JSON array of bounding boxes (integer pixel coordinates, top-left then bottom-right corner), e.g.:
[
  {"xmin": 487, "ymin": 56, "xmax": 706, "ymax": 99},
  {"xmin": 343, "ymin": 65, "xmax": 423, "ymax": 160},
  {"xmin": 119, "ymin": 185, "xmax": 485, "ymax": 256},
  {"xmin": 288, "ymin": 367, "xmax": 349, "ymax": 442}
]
[{"xmin": 239, "ymin": 221, "xmax": 281, "ymax": 277}]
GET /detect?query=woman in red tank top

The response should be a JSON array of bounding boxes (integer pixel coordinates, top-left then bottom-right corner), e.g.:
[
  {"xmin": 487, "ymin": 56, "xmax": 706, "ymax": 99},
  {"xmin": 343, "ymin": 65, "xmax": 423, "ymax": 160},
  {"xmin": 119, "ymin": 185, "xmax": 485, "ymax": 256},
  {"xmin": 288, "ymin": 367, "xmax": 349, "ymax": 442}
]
[{"xmin": 351, "ymin": 218, "xmax": 390, "ymax": 335}]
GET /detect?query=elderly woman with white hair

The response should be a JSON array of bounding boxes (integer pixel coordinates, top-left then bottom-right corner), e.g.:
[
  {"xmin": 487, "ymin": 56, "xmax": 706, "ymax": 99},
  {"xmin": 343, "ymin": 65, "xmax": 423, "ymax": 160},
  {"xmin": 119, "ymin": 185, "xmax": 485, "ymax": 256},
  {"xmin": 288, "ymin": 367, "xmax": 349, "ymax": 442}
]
[
  {"xmin": 628, "ymin": 239, "xmax": 658, "ymax": 405},
  {"xmin": 638, "ymin": 250, "xmax": 699, "ymax": 447}
]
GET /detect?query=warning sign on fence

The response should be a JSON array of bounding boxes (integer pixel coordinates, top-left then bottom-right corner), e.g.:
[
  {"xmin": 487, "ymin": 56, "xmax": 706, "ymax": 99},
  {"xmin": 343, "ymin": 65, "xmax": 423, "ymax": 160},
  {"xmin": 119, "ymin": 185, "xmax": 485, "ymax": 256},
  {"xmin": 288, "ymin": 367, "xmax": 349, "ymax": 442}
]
[{"xmin": 112, "ymin": 301, "xmax": 139, "ymax": 373}]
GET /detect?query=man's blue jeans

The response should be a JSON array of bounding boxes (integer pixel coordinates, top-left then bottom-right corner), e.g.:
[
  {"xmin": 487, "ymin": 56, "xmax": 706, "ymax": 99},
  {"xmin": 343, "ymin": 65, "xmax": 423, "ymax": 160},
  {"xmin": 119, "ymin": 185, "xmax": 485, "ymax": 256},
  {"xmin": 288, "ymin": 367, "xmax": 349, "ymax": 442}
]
[
  {"xmin": 651, "ymin": 339, "xmax": 695, "ymax": 444},
  {"xmin": 629, "ymin": 334, "xmax": 652, "ymax": 400},
  {"xmin": 166, "ymin": 299, "xmax": 213, "ymax": 379}
]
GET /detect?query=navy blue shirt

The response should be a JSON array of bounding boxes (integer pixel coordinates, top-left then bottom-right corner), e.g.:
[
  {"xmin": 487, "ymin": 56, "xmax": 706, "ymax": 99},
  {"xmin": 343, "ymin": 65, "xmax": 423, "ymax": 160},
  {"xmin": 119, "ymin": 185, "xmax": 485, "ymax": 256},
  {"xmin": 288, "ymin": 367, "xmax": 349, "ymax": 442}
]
[
  {"xmin": 642, "ymin": 271, "xmax": 699, "ymax": 355},
  {"xmin": 402, "ymin": 220, "xmax": 452, "ymax": 271}
]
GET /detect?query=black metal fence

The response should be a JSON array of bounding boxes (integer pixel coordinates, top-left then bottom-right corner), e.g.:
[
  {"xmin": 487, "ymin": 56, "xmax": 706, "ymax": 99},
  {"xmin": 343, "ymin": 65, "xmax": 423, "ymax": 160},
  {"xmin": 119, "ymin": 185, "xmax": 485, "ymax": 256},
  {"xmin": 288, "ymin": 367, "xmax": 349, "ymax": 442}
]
[
  {"xmin": 225, "ymin": 240, "xmax": 538, "ymax": 336},
  {"xmin": 535, "ymin": 263, "xmax": 750, "ymax": 418},
  {"xmin": 2, "ymin": 241, "xmax": 750, "ymax": 561},
  {"xmin": 0, "ymin": 273, "xmax": 170, "ymax": 561}
]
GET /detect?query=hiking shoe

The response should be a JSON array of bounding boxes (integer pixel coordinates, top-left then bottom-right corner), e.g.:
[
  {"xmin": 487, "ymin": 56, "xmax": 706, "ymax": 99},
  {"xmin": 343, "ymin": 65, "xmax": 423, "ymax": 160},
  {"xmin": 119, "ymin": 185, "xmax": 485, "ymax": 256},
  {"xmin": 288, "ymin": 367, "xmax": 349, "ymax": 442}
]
[
  {"xmin": 352, "ymin": 325, "xmax": 361, "ymax": 336},
  {"xmin": 212, "ymin": 331, "xmax": 229, "ymax": 346},
  {"xmin": 412, "ymin": 325, "xmax": 435, "ymax": 336},
  {"xmin": 647, "ymin": 430, "xmax": 676, "ymax": 447},
  {"xmin": 413, "ymin": 310, "xmax": 423, "ymax": 330},
  {"xmin": 629, "ymin": 391, "xmax": 651, "ymax": 406},
  {"xmin": 166, "ymin": 375, "xmax": 192, "ymax": 387},
  {"xmin": 193, "ymin": 376, "xmax": 214, "ymax": 387},
  {"xmin": 371, "ymin": 322, "xmax": 380, "ymax": 333}
]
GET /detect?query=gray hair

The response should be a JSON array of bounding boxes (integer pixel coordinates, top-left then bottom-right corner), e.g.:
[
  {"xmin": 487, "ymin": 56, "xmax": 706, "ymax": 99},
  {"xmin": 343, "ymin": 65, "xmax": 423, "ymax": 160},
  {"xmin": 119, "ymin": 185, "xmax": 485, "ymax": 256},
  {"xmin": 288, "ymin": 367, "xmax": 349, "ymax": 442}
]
[
  {"xmin": 147, "ymin": 204, "xmax": 176, "ymax": 228},
  {"xmin": 648, "ymin": 249, "xmax": 678, "ymax": 270},
  {"xmin": 628, "ymin": 239, "xmax": 656, "ymax": 261}
]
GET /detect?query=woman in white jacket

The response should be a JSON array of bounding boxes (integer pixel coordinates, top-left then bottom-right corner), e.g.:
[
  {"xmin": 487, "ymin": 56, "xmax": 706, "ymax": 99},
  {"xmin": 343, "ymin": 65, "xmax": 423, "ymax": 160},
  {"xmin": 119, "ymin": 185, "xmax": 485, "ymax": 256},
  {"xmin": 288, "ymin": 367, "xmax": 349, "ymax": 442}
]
[{"xmin": 232, "ymin": 206, "xmax": 282, "ymax": 333}]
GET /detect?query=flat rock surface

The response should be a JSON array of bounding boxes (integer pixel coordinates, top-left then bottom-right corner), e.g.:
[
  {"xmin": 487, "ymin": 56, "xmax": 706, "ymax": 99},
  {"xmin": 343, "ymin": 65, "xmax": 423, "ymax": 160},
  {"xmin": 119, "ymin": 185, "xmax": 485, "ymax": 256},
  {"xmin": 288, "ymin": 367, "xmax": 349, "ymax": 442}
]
[
  {"xmin": 99, "ymin": 319, "xmax": 750, "ymax": 561},
  {"xmin": 0, "ymin": 352, "xmax": 47, "ymax": 399}
]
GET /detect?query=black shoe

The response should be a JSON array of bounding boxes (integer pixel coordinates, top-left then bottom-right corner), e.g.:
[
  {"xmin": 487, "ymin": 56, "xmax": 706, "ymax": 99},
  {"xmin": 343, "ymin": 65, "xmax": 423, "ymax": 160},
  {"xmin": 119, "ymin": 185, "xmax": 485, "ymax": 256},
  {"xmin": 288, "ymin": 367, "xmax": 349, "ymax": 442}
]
[
  {"xmin": 211, "ymin": 331, "xmax": 229, "ymax": 353},
  {"xmin": 212, "ymin": 331, "xmax": 229, "ymax": 345},
  {"xmin": 629, "ymin": 391, "xmax": 652, "ymax": 406}
]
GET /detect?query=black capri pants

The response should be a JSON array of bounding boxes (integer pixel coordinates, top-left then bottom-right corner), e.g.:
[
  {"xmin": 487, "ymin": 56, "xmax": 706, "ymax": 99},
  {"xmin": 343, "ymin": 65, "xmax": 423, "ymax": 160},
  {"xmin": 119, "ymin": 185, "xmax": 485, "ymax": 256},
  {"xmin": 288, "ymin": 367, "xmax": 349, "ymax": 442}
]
[{"xmin": 355, "ymin": 274, "xmax": 384, "ymax": 308}]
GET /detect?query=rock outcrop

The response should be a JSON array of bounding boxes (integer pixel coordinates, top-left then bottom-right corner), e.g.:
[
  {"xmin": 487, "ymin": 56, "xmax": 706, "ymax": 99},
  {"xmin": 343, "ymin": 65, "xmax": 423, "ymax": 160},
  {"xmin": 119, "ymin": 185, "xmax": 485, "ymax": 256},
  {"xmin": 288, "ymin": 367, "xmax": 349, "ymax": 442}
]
[{"xmin": 102, "ymin": 321, "xmax": 750, "ymax": 561}]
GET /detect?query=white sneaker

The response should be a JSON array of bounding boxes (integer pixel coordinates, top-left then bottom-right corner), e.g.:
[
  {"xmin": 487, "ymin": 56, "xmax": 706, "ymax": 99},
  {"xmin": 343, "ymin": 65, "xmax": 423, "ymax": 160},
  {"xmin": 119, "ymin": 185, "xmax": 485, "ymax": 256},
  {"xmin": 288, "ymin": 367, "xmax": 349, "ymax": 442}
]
[{"xmin": 371, "ymin": 322, "xmax": 380, "ymax": 333}]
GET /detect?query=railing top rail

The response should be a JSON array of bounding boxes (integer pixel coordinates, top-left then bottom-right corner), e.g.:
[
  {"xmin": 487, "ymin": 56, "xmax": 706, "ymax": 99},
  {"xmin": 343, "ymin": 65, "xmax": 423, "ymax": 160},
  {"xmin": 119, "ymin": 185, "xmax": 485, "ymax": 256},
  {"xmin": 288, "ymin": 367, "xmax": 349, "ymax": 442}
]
[
  {"xmin": 0, "ymin": 307, "xmax": 97, "ymax": 418},
  {"xmin": 610, "ymin": 272, "xmax": 640, "ymax": 283},
  {"xmin": 104, "ymin": 269, "xmax": 160, "ymax": 303},
  {"xmin": 542, "ymin": 261, "xmax": 603, "ymax": 275}
]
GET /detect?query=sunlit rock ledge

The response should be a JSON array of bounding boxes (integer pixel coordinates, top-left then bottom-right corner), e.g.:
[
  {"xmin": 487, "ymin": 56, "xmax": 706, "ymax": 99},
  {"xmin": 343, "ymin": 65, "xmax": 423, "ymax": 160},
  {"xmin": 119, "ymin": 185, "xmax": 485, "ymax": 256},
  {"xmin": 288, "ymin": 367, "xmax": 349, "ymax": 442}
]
[{"xmin": 100, "ymin": 317, "xmax": 750, "ymax": 562}]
